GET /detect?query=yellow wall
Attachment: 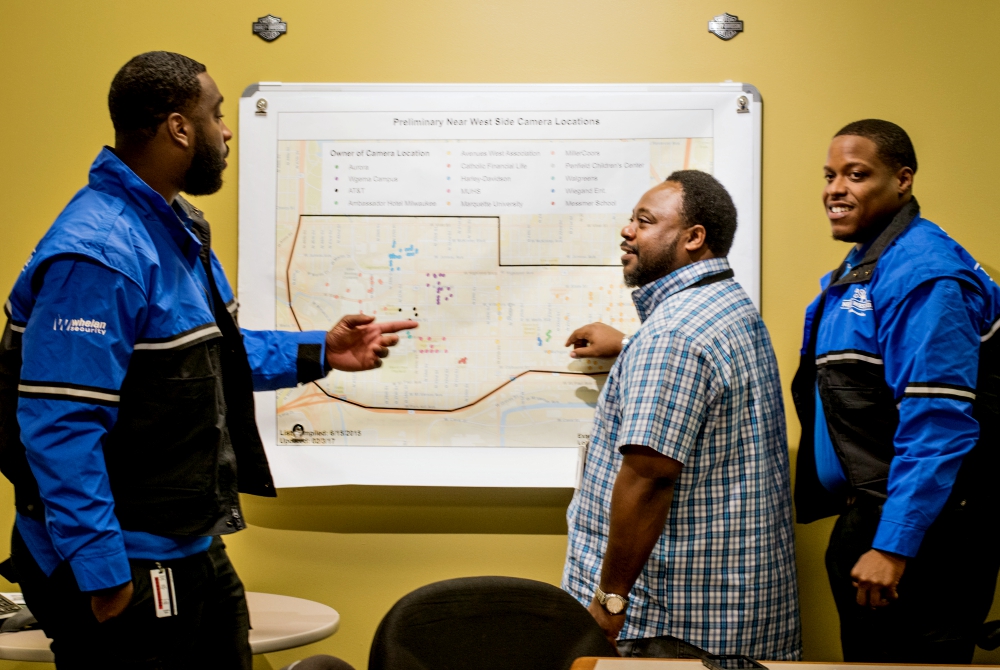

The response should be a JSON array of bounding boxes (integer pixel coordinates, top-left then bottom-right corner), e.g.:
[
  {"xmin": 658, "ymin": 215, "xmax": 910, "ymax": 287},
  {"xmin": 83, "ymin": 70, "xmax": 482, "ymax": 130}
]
[{"xmin": 1, "ymin": 1, "xmax": 999, "ymax": 668}]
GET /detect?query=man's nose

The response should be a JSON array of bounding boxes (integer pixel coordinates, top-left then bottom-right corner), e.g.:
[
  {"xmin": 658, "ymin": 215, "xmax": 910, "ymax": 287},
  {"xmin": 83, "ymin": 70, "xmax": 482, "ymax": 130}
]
[
  {"xmin": 621, "ymin": 221, "xmax": 635, "ymax": 240},
  {"xmin": 826, "ymin": 175, "xmax": 847, "ymax": 196},
  {"xmin": 222, "ymin": 121, "xmax": 233, "ymax": 142}
]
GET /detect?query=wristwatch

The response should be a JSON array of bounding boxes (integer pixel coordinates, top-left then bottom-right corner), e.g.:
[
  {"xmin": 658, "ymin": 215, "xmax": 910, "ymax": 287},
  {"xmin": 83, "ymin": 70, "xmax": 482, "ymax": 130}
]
[{"xmin": 594, "ymin": 585, "xmax": 629, "ymax": 615}]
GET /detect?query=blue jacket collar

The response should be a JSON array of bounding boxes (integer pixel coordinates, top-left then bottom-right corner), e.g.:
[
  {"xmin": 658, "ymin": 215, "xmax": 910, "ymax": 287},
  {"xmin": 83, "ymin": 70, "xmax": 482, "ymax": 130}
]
[
  {"xmin": 88, "ymin": 147, "xmax": 202, "ymax": 265},
  {"xmin": 631, "ymin": 257, "xmax": 732, "ymax": 323}
]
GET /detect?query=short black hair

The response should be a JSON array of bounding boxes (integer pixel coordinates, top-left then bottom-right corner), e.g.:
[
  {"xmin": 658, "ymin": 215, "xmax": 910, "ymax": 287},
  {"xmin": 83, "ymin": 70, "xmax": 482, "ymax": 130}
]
[
  {"xmin": 834, "ymin": 119, "xmax": 917, "ymax": 173},
  {"xmin": 108, "ymin": 51, "xmax": 206, "ymax": 145},
  {"xmin": 664, "ymin": 170, "xmax": 738, "ymax": 257}
]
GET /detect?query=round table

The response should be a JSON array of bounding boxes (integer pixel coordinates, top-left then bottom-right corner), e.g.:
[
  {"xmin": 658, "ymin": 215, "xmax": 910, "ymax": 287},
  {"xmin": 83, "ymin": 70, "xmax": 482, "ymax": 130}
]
[{"xmin": 0, "ymin": 592, "xmax": 340, "ymax": 662}]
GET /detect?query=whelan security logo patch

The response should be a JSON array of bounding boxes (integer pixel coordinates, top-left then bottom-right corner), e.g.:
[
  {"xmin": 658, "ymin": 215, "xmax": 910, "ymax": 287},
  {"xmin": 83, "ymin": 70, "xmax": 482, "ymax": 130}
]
[
  {"xmin": 840, "ymin": 287, "xmax": 873, "ymax": 316},
  {"xmin": 53, "ymin": 316, "xmax": 107, "ymax": 335}
]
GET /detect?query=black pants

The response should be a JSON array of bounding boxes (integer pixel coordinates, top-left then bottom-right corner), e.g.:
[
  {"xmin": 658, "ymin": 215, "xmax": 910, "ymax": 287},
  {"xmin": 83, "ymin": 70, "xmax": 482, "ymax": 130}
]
[
  {"xmin": 11, "ymin": 528, "xmax": 251, "ymax": 670},
  {"xmin": 826, "ymin": 500, "xmax": 1000, "ymax": 663}
]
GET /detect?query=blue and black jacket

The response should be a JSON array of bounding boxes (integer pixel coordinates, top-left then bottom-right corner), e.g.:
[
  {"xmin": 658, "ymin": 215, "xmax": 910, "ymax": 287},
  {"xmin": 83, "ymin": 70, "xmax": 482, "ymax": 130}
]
[
  {"xmin": 0, "ymin": 149, "xmax": 328, "ymax": 591},
  {"xmin": 792, "ymin": 199, "xmax": 1000, "ymax": 557}
]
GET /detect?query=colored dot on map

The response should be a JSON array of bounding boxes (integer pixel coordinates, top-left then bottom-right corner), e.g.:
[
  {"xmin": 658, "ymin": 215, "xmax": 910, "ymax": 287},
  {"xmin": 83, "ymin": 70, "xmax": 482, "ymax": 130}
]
[
  {"xmin": 551, "ymin": 151, "xmax": 555, "ymax": 155},
  {"xmin": 447, "ymin": 164, "xmax": 451, "ymax": 168}
]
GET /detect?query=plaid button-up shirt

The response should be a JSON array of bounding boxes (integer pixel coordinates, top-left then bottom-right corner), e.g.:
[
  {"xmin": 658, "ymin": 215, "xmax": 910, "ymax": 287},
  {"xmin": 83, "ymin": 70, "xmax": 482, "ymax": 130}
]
[{"xmin": 562, "ymin": 257, "xmax": 801, "ymax": 660}]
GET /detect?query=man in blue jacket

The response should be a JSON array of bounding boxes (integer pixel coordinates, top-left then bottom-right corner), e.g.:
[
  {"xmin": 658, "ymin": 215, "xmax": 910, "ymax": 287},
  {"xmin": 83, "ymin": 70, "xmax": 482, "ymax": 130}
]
[
  {"xmin": 792, "ymin": 119, "xmax": 1000, "ymax": 662},
  {"xmin": 0, "ymin": 52, "xmax": 416, "ymax": 668}
]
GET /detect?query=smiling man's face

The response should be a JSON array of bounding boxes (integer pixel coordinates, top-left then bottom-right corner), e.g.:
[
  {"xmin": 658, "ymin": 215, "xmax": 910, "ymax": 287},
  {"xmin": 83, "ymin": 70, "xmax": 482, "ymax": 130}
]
[{"xmin": 823, "ymin": 134, "xmax": 912, "ymax": 243}]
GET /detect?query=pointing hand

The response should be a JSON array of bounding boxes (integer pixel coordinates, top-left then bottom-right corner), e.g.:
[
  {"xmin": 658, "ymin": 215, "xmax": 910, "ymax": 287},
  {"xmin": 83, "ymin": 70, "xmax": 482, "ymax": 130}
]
[
  {"xmin": 325, "ymin": 314, "xmax": 418, "ymax": 372},
  {"xmin": 566, "ymin": 322, "xmax": 626, "ymax": 358}
]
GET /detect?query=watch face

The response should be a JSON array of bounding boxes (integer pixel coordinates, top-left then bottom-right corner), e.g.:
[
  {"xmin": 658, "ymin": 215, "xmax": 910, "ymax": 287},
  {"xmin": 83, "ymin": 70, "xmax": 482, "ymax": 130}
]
[{"xmin": 606, "ymin": 595, "xmax": 625, "ymax": 615}]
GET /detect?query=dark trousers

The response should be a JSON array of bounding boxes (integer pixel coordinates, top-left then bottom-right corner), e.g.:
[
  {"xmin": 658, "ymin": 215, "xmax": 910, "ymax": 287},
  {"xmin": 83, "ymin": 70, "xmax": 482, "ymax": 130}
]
[
  {"xmin": 826, "ymin": 500, "xmax": 1000, "ymax": 663},
  {"xmin": 11, "ymin": 528, "xmax": 251, "ymax": 670}
]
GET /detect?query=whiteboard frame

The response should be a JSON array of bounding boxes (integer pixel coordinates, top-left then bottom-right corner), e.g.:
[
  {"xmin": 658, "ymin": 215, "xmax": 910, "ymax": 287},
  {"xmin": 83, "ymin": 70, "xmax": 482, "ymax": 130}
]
[{"xmin": 237, "ymin": 83, "xmax": 762, "ymax": 489}]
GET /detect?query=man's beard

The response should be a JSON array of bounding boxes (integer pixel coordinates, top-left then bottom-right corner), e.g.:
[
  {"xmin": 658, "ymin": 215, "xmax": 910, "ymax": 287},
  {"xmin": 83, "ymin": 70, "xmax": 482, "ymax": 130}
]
[
  {"xmin": 623, "ymin": 235, "xmax": 680, "ymax": 288},
  {"xmin": 181, "ymin": 124, "xmax": 226, "ymax": 196}
]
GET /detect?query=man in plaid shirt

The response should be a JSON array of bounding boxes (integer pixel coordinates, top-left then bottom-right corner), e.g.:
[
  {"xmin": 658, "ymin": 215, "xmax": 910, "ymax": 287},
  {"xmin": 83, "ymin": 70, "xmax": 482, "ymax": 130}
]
[{"xmin": 562, "ymin": 171, "xmax": 801, "ymax": 659}]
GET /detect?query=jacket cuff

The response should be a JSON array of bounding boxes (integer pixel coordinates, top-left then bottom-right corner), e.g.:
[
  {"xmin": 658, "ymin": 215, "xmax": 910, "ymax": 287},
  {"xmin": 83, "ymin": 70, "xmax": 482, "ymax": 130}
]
[
  {"xmin": 871, "ymin": 518, "xmax": 926, "ymax": 558},
  {"xmin": 70, "ymin": 548, "xmax": 132, "ymax": 593},
  {"xmin": 296, "ymin": 331, "xmax": 329, "ymax": 384}
]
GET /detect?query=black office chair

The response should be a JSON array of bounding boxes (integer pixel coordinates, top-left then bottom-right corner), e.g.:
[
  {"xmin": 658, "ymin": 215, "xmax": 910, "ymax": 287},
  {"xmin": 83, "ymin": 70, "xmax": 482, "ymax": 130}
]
[
  {"xmin": 368, "ymin": 576, "xmax": 618, "ymax": 670},
  {"xmin": 979, "ymin": 620, "xmax": 1000, "ymax": 651}
]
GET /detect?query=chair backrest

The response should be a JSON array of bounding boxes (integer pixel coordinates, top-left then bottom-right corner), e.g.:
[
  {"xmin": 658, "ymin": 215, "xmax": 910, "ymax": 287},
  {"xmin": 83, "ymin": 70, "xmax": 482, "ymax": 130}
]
[{"xmin": 368, "ymin": 576, "xmax": 618, "ymax": 670}]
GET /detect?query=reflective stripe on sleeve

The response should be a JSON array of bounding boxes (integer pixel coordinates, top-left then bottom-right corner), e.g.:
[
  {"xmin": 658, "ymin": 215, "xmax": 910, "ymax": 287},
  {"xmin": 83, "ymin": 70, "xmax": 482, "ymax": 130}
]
[
  {"xmin": 18, "ymin": 381, "xmax": 120, "ymax": 406},
  {"xmin": 982, "ymin": 317, "xmax": 1000, "ymax": 343},
  {"xmin": 134, "ymin": 324, "xmax": 221, "ymax": 351},
  {"xmin": 903, "ymin": 382, "xmax": 976, "ymax": 402},
  {"xmin": 816, "ymin": 349, "xmax": 884, "ymax": 366}
]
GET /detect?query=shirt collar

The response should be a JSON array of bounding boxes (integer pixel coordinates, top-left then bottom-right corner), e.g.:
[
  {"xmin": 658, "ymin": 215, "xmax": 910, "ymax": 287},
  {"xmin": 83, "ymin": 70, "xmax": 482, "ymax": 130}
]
[
  {"xmin": 631, "ymin": 257, "xmax": 732, "ymax": 323},
  {"xmin": 88, "ymin": 147, "xmax": 203, "ymax": 265}
]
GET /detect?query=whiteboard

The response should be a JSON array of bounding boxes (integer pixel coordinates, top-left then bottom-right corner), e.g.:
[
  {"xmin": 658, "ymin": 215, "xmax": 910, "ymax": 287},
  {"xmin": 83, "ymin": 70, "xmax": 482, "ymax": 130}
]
[{"xmin": 237, "ymin": 83, "xmax": 762, "ymax": 489}]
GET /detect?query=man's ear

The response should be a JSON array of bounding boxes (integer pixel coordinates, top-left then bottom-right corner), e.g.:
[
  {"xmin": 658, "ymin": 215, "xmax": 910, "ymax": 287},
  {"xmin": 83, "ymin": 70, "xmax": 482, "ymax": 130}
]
[
  {"xmin": 683, "ymin": 224, "xmax": 709, "ymax": 253},
  {"xmin": 164, "ymin": 112, "xmax": 192, "ymax": 150},
  {"xmin": 896, "ymin": 166, "xmax": 914, "ymax": 197}
]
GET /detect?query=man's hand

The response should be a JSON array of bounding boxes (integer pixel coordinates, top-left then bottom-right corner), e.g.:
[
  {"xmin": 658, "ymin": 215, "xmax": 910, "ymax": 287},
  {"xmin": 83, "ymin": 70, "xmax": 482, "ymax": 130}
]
[
  {"xmin": 325, "ymin": 314, "xmax": 418, "ymax": 371},
  {"xmin": 588, "ymin": 597, "xmax": 626, "ymax": 646},
  {"xmin": 851, "ymin": 549, "xmax": 906, "ymax": 608},
  {"xmin": 566, "ymin": 323, "xmax": 626, "ymax": 358},
  {"xmin": 91, "ymin": 581, "xmax": 133, "ymax": 623}
]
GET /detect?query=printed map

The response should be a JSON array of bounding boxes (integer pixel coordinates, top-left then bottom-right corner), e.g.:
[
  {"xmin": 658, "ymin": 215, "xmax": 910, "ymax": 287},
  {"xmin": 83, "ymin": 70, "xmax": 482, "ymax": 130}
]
[{"xmin": 273, "ymin": 139, "xmax": 712, "ymax": 447}]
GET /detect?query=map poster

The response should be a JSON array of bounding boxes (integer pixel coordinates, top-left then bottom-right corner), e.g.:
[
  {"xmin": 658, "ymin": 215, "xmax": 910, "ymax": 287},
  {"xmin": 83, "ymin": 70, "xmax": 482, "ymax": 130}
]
[{"xmin": 238, "ymin": 86, "xmax": 761, "ymax": 487}]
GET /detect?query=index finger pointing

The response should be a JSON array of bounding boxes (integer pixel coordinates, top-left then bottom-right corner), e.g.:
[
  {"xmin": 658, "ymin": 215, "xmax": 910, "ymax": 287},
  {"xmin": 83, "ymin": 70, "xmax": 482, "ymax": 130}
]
[
  {"xmin": 565, "ymin": 326, "xmax": 592, "ymax": 347},
  {"xmin": 376, "ymin": 320, "xmax": 419, "ymax": 333}
]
